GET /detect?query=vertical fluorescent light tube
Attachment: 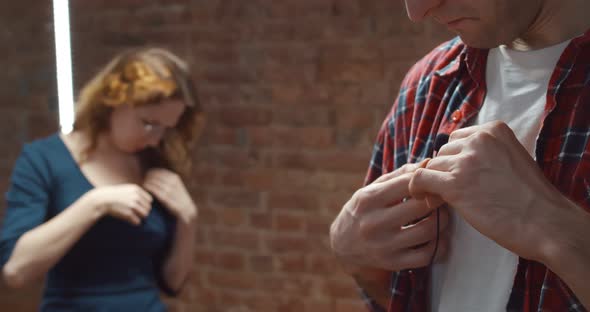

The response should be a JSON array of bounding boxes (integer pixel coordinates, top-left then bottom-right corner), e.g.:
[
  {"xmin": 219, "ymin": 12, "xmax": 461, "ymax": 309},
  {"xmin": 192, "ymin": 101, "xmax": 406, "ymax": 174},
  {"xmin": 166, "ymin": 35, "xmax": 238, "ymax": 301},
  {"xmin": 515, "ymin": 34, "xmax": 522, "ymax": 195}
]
[{"xmin": 52, "ymin": 0, "xmax": 74, "ymax": 134}]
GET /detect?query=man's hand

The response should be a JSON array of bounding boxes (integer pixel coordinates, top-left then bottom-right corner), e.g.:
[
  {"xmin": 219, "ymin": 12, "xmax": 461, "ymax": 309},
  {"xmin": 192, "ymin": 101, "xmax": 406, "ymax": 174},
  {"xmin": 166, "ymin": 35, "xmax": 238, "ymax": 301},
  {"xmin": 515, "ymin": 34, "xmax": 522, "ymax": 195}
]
[
  {"xmin": 330, "ymin": 160, "xmax": 449, "ymax": 275},
  {"xmin": 409, "ymin": 121, "xmax": 571, "ymax": 262}
]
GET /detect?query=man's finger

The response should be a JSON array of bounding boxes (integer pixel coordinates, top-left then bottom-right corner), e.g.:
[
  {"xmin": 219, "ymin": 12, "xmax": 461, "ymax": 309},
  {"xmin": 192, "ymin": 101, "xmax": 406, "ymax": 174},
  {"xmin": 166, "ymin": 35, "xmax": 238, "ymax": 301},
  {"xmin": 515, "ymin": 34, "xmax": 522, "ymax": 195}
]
[
  {"xmin": 448, "ymin": 126, "xmax": 479, "ymax": 142},
  {"xmin": 368, "ymin": 172, "xmax": 416, "ymax": 208},
  {"xmin": 358, "ymin": 198, "xmax": 438, "ymax": 239},
  {"xmin": 372, "ymin": 158, "xmax": 430, "ymax": 184},
  {"xmin": 393, "ymin": 198, "xmax": 442, "ymax": 228},
  {"xmin": 425, "ymin": 155, "xmax": 457, "ymax": 172},
  {"xmin": 436, "ymin": 139, "xmax": 466, "ymax": 156},
  {"xmin": 348, "ymin": 172, "xmax": 414, "ymax": 216},
  {"xmin": 408, "ymin": 168, "xmax": 452, "ymax": 200},
  {"xmin": 390, "ymin": 237, "xmax": 440, "ymax": 270},
  {"xmin": 392, "ymin": 205, "xmax": 449, "ymax": 249}
]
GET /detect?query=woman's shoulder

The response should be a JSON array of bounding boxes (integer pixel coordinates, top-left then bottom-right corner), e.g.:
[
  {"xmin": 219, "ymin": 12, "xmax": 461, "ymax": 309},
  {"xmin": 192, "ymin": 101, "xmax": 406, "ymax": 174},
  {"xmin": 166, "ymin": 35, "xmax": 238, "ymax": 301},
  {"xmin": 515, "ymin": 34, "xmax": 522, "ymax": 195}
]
[
  {"xmin": 6, "ymin": 134, "xmax": 64, "ymax": 190},
  {"xmin": 13, "ymin": 132, "xmax": 64, "ymax": 175},
  {"xmin": 19, "ymin": 132, "xmax": 63, "ymax": 158},
  {"xmin": 24, "ymin": 132, "xmax": 61, "ymax": 149}
]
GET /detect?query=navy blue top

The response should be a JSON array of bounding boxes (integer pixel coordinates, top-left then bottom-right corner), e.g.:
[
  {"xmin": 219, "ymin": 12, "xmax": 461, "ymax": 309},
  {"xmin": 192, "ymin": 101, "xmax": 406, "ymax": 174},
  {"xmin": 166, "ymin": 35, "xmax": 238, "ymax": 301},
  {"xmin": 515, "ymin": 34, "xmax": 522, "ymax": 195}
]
[{"xmin": 0, "ymin": 133, "xmax": 177, "ymax": 311}]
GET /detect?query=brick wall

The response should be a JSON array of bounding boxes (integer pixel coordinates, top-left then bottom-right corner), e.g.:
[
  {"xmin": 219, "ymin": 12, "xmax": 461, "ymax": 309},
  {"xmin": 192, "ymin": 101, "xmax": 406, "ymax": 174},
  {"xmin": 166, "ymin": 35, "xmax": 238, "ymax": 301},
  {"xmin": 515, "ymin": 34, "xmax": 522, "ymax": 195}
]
[
  {"xmin": 0, "ymin": 0, "xmax": 451, "ymax": 311},
  {"xmin": 0, "ymin": 1, "xmax": 58, "ymax": 310}
]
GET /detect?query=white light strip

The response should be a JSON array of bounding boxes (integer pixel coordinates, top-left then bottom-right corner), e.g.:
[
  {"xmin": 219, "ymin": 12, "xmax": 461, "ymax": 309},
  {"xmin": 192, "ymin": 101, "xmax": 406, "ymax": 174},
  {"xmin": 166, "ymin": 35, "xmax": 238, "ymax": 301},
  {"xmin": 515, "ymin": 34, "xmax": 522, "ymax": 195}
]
[{"xmin": 52, "ymin": 0, "xmax": 75, "ymax": 134}]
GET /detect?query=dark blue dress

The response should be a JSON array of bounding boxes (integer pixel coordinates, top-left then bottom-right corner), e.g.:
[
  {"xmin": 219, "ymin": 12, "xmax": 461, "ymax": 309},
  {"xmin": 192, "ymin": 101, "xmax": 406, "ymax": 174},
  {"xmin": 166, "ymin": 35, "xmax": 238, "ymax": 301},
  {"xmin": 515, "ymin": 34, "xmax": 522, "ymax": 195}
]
[{"xmin": 0, "ymin": 133, "xmax": 177, "ymax": 311}]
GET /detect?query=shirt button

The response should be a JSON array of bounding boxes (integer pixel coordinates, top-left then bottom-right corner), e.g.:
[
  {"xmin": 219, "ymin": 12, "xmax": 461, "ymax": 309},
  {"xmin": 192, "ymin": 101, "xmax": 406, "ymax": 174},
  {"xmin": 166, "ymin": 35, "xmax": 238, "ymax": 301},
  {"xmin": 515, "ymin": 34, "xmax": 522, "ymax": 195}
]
[{"xmin": 451, "ymin": 110, "xmax": 463, "ymax": 123}]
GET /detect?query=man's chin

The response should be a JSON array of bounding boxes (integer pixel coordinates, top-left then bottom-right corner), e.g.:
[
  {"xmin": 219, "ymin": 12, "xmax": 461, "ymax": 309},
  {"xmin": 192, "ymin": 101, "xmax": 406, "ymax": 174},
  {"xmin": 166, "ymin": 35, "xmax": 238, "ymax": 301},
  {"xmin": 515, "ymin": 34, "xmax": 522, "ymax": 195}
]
[{"xmin": 457, "ymin": 34, "xmax": 501, "ymax": 49}]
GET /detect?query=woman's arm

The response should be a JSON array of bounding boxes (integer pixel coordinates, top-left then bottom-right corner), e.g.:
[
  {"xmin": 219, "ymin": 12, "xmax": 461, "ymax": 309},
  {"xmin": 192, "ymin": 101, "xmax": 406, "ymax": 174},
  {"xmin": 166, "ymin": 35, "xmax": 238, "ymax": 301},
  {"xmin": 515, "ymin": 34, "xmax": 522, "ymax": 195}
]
[
  {"xmin": 2, "ymin": 183, "xmax": 153, "ymax": 289},
  {"xmin": 2, "ymin": 193, "xmax": 104, "ymax": 288},
  {"xmin": 160, "ymin": 215, "xmax": 196, "ymax": 293},
  {"xmin": 143, "ymin": 168, "xmax": 198, "ymax": 294}
]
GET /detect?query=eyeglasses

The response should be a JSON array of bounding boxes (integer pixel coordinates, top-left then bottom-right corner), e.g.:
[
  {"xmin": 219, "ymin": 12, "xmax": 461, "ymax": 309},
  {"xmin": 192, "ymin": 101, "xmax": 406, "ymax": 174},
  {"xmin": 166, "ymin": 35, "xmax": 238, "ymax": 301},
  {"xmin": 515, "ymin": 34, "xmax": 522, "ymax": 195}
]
[{"xmin": 138, "ymin": 116, "xmax": 167, "ymax": 137}]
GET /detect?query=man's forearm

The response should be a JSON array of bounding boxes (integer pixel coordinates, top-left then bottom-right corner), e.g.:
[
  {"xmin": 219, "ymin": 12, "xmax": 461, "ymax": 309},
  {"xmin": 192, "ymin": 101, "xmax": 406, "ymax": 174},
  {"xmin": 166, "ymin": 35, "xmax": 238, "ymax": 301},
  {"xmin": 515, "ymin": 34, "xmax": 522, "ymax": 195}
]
[{"xmin": 540, "ymin": 199, "xmax": 590, "ymax": 310}]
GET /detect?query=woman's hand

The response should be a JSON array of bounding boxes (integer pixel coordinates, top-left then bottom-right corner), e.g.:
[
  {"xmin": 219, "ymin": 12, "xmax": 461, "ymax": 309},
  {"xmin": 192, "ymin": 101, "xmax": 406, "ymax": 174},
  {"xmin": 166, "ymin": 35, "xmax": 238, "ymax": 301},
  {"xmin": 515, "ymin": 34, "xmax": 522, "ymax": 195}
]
[
  {"xmin": 143, "ymin": 168, "xmax": 198, "ymax": 224},
  {"xmin": 87, "ymin": 184, "xmax": 153, "ymax": 225}
]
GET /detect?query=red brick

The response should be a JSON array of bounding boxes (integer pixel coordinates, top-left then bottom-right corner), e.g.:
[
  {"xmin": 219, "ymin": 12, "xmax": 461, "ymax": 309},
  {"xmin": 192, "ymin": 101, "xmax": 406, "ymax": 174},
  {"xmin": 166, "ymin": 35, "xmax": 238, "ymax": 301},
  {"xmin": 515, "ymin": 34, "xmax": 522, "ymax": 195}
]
[
  {"xmin": 243, "ymin": 126, "xmax": 275, "ymax": 147},
  {"xmin": 197, "ymin": 64, "xmax": 257, "ymax": 84},
  {"xmin": 272, "ymin": 107, "xmax": 333, "ymax": 127},
  {"xmin": 334, "ymin": 299, "xmax": 367, "ymax": 312},
  {"xmin": 133, "ymin": 7, "xmax": 192, "ymax": 28},
  {"xmin": 242, "ymin": 293, "xmax": 280, "ymax": 311},
  {"xmin": 268, "ymin": 192, "xmax": 318, "ymax": 213},
  {"xmin": 276, "ymin": 299, "xmax": 306, "ymax": 312},
  {"xmin": 266, "ymin": 235, "xmax": 311, "ymax": 254},
  {"xmin": 274, "ymin": 151, "xmax": 369, "ymax": 173},
  {"xmin": 192, "ymin": 44, "xmax": 239, "ymax": 65},
  {"xmin": 322, "ymin": 278, "xmax": 361, "ymax": 299},
  {"xmin": 198, "ymin": 85, "xmax": 242, "ymax": 109},
  {"xmin": 207, "ymin": 189, "xmax": 262, "ymax": 209},
  {"xmin": 304, "ymin": 299, "xmax": 333, "ymax": 312},
  {"xmin": 307, "ymin": 255, "xmax": 341, "ymax": 275},
  {"xmin": 273, "ymin": 214, "xmax": 306, "ymax": 232},
  {"xmin": 305, "ymin": 216, "xmax": 332, "ymax": 235},
  {"xmin": 257, "ymin": 276, "xmax": 314, "ymax": 297},
  {"xmin": 213, "ymin": 290, "xmax": 245, "ymax": 308},
  {"xmin": 208, "ymin": 229, "xmax": 261, "ymax": 250},
  {"xmin": 217, "ymin": 209, "xmax": 247, "ymax": 227},
  {"xmin": 272, "ymin": 171, "xmax": 363, "ymax": 193},
  {"xmin": 196, "ymin": 206, "xmax": 218, "ymax": 225},
  {"xmin": 272, "ymin": 126, "xmax": 335, "ymax": 149},
  {"xmin": 258, "ymin": 62, "xmax": 317, "ymax": 83},
  {"xmin": 320, "ymin": 41, "xmax": 383, "ymax": 61},
  {"xmin": 248, "ymin": 255, "xmax": 274, "ymax": 273},
  {"xmin": 199, "ymin": 125, "xmax": 239, "ymax": 146},
  {"xmin": 249, "ymin": 212, "xmax": 273, "ymax": 230},
  {"xmin": 307, "ymin": 234, "xmax": 333, "ymax": 254},
  {"xmin": 194, "ymin": 248, "xmax": 216, "ymax": 267},
  {"xmin": 220, "ymin": 169, "xmax": 276, "ymax": 191},
  {"xmin": 216, "ymin": 251, "xmax": 246, "ymax": 271},
  {"xmin": 207, "ymin": 271, "xmax": 257, "ymax": 290},
  {"xmin": 336, "ymin": 109, "xmax": 375, "ymax": 129},
  {"xmin": 201, "ymin": 147, "xmax": 272, "ymax": 169},
  {"xmin": 215, "ymin": 106, "xmax": 272, "ymax": 127},
  {"xmin": 275, "ymin": 254, "xmax": 306, "ymax": 273},
  {"xmin": 278, "ymin": 1, "xmax": 333, "ymax": 18},
  {"xmin": 318, "ymin": 59, "xmax": 385, "ymax": 83},
  {"xmin": 320, "ymin": 17, "xmax": 374, "ymax": 40}
]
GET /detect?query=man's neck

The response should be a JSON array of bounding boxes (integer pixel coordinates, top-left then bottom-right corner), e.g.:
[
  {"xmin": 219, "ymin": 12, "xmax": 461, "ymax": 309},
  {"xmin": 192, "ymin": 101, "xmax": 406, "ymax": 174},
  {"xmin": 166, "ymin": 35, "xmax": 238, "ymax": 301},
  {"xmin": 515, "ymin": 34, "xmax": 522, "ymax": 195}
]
[{"xmin": 509, "ymin": 0, "xmax": 590, "ymax": 51}]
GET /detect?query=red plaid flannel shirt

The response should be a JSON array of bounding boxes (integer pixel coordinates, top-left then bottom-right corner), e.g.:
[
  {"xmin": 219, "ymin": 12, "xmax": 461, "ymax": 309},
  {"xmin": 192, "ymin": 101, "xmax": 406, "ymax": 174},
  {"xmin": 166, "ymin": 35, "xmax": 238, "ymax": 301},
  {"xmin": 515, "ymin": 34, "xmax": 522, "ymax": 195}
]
[{"xmin": 362, "ymin": 30, "xmax": 590, "ymax": 312}]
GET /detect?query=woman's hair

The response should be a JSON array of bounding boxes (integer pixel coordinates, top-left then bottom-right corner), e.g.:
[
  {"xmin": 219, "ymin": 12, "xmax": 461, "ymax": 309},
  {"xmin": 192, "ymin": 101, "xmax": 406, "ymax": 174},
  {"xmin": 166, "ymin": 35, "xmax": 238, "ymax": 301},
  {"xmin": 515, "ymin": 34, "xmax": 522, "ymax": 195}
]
[{"xmin": 73, "ymin": 47, "xmax": 205, "ymax": 179}]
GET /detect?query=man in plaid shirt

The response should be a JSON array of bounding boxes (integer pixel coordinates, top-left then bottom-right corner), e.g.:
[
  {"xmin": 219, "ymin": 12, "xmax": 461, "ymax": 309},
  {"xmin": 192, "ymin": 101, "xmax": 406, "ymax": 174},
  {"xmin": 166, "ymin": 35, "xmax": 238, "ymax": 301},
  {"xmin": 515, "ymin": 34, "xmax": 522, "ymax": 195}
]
[{"xmin": 330, "ymin": 0, "xmax": 590, "ymax": 311}]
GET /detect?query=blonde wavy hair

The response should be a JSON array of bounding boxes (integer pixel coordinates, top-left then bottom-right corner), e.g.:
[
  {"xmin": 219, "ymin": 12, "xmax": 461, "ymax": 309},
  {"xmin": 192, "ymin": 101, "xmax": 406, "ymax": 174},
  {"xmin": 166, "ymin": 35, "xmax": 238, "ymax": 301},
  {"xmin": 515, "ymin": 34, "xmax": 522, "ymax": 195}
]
[{"xmin": 73, "ymin": 48, "xmax": 205, "ymax": 179}]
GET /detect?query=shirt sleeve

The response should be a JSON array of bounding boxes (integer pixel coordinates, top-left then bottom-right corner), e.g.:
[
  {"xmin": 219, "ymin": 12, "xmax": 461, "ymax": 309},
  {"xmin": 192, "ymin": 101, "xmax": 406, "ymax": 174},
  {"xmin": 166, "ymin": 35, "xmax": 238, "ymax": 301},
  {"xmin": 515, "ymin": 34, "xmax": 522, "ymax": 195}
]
[
  {"xmin": 357, "ymin": 111, "xmax": 393, "ymax": 312},
  {"xmin": 0, "ymin": 144, "xmax": 51, "ymax": 268},
  {"xmin": 359, "ymin": 90, "xmax": 418, "ymax": 311},
  {"xmin": 364, "ymin": 113, "xmax": 391, "ymax": 186}
]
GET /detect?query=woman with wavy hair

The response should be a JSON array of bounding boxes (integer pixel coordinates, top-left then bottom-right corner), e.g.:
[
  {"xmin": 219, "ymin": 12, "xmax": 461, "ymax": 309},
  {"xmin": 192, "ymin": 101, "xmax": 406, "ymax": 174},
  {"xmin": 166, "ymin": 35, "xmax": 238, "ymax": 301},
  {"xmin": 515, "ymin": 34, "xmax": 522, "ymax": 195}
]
[{"xmin": 0, "ymin": 48, "xmax": 205, "ymax": 311}]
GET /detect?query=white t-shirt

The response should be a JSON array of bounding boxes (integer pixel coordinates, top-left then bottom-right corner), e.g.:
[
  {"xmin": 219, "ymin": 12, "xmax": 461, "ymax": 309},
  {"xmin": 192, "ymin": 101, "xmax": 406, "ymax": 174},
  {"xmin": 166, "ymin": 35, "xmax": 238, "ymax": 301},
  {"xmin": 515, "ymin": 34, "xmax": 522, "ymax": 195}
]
[{"xmin": 430, "ymin": 40, "xmax": 571, "ymax": 312}]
